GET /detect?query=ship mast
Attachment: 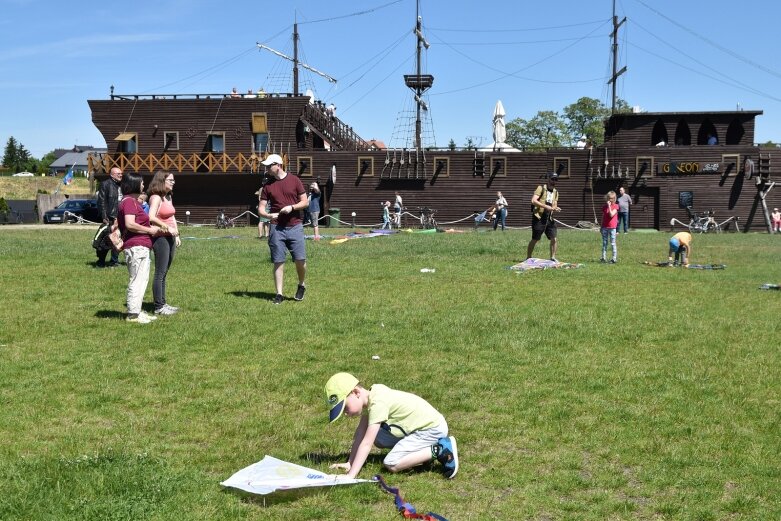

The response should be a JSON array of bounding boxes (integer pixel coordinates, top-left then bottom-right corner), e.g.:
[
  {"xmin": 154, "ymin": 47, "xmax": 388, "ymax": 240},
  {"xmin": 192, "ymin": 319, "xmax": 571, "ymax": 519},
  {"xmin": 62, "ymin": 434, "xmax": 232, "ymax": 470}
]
[
  {"xmin": 257, "ymin": 22, "xmax": 337, "ymax": 94},
  {"xmin": 404, "ymin": 0, "xmax": 433, "ymax": 151},
  {"xmin": 607, "ymin": 0, "xmax": 627, "ymax": 114}
]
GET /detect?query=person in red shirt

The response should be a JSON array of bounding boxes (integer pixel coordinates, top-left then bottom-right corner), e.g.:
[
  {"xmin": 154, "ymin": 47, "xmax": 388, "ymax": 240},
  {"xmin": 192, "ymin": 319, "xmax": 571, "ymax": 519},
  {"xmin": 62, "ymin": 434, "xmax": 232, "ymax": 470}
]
[
  {"xmin": 258, "ymin": 154, "xmax": 309, "ymax": 304},
  {"xmin": 601, "ymin": 191, "xmax": 619, "ymax": 263}
]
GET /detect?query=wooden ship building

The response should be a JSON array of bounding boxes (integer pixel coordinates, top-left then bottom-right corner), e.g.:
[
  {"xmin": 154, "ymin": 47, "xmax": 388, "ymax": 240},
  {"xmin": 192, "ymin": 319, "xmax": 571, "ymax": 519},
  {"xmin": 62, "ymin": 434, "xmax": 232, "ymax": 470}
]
[
  {"xmin": 87, "ymin": 9, "xmax": 780, "ymax": 231},
  {"xmin": 87, "ymin": 95, "xmax": 779, "ymax": 231}
]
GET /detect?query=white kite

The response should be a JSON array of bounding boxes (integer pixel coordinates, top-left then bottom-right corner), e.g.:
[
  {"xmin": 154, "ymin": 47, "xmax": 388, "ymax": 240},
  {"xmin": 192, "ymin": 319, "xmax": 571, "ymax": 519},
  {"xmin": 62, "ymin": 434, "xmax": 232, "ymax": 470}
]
[{"xmin": 220, "ymin": 455, "xmax": 372, "ymax": 495}]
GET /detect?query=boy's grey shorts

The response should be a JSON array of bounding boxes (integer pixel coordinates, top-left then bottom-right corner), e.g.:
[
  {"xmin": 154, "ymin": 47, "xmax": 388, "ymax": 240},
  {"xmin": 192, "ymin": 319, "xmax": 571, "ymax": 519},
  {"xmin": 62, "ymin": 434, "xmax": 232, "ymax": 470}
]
[
  {"xmin": 269, "ymin": 223, "xmax": 306, "ymax": 263},
  {"xmin": 375, "ymin": 420, "xmax": 448, "ymax": 468}
]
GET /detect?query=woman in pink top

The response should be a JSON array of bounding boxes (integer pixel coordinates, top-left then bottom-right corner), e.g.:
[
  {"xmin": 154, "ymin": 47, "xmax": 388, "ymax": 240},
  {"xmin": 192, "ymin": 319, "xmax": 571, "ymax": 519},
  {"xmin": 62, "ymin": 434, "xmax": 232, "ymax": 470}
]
[
  {"xmin": 601, "ymin": 191, "xmax": 619, "ymax": 263},
  {"xmin": 148, "ymin": 171, "xmax": 181, "ymax": 315},
  {"xmin": 118, "ymin": 173, "xmax": 160, "ymax": 324}
]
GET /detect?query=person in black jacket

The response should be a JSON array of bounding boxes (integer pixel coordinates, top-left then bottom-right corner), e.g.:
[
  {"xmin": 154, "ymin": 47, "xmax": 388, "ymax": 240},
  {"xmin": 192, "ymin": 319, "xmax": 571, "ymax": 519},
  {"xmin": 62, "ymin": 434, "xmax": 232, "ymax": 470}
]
[{"xmin": 95, "ymin": 167, "xmax": 123, "ymax": 267}]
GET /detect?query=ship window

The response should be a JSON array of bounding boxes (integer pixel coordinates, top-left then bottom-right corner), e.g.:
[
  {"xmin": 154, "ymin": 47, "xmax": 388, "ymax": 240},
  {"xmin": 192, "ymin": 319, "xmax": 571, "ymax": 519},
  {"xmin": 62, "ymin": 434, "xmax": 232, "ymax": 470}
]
[
  {"xmin": 357, "ymin": 156, "xmax": 374, "ymax": 177},
  {"xmin": 253, "ymin": 133, "xmax": 269, "ymax": 153},
  {"xmin": 116, "ymin": 132, "xmax": 137, "ymax": 154},
  {"xmin": 163, "ymin": 131, "xmax": 179, "ymax": 151},
  {"xmin": 252, "ymin": 113, "xmax": 268, "ymax": 133},
  {"xmin": 298, "ymin": 156, "xmax": 313, "ymax": 177},
  {"xmin": 490, "ymin": 156, "xmax": 506, "ymax": 178},
  {"xmin": 207, "ymin": 132, "xmax": 225, "ymax": 153},
  {"xmin": 552, "ymin": 157, "xmax": 570, "ymax": 178}
]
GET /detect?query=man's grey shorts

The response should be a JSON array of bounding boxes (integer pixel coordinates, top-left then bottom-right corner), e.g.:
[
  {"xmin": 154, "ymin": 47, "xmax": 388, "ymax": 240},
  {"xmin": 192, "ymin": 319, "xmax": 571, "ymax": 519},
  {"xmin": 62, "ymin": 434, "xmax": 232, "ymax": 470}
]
[{"xmin": 269, "ymin": 223, "xmax": 306, "ymax": 263}]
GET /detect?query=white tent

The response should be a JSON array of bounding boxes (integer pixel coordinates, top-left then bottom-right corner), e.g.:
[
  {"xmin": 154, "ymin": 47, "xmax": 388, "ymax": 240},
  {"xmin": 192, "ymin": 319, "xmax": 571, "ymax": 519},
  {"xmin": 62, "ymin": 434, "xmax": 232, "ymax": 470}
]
[{"xmin": 480, "ymin": 100, "xmax": 520, "ymax": 152}]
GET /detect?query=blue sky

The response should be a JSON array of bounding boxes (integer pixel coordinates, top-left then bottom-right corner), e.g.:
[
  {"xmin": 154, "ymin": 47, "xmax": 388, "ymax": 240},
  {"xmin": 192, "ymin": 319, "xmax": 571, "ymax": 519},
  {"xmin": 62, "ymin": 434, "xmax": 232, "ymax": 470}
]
[{"xmin": 2, "ymin": 0, "xmax": 781, "ymax": 158}]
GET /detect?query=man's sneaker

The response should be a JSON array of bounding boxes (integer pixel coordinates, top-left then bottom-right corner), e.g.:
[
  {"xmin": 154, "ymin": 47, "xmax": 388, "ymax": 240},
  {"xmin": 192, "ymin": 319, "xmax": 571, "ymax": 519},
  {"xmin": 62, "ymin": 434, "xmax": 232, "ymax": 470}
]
[
  {"xmin": 550, "ymin": 257, "xmax": 559, "ymax": 263},
  {"xmin": 610, "ymin": 259, "xmax": 617, "ymax": 264},
  {"xmin": 273, "ymin": 294, "xmax": 284, "ymax": 305},
  {"xmin": 154, "ymin": 305, "xmax": 178, "ymax": 315},
  {"xmin": 126, "ymin": 313, "xmax": 152, "ymax": 324},
  {"xmin": 138, "ymin": 311, "xmax": 158, "ymax": 321},
  {"xmin": 294, "ymin": 284, "xmax": 306, "ymax": 301},
  {"xmin": 107, "ymin": 261, "xmax": 120, "ymax": 268},
  {"xmin": 435, "ymin": 436, "xmax": 459, "ymax": 479}
]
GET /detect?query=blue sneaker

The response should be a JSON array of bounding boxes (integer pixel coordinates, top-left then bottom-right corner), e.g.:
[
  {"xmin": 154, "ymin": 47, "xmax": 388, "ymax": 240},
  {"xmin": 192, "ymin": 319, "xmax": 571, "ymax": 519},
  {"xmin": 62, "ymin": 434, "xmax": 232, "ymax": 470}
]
[{"xmin": 436, "ymin": 436, "xmax": 459, "ymax": 479}]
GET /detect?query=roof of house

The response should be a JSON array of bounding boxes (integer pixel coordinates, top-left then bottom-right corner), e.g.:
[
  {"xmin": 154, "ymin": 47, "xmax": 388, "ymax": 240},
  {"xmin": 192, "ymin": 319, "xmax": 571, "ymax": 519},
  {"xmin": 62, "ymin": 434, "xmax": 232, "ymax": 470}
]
[{"xmin": 50, "ymin": 149, "xmax": 107, "ymax": 169}]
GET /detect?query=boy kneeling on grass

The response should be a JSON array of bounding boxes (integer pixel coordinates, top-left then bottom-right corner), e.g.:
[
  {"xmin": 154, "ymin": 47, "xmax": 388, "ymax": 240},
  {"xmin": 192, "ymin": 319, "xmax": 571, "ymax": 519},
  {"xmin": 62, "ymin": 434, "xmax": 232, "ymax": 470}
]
[{"xmin": 325, "ymin": 372, "xmax": 459, "ymax": 479}]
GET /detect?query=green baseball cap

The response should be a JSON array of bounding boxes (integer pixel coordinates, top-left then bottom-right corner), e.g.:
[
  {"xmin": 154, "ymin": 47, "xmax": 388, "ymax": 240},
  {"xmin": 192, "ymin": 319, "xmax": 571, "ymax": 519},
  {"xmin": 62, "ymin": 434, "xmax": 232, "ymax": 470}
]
[{"xmin": 325, "ymin": 372, "xmax": 359, "ymax": 422}]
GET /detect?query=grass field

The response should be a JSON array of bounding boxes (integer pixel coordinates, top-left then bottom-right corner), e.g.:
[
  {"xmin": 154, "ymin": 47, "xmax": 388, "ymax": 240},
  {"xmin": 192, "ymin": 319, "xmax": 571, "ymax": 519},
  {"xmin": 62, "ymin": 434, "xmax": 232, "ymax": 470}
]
[{"xmin": 0, "ymin": 225, "xmax": 779, "ymax": 520}]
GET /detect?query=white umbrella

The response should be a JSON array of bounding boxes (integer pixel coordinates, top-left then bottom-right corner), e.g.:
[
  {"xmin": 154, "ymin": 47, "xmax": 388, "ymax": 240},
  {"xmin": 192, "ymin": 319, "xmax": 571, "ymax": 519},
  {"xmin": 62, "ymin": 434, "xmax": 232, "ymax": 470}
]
[{"xmin": 492, "ymin": 100, "xmax": 506, "ymax": 144}]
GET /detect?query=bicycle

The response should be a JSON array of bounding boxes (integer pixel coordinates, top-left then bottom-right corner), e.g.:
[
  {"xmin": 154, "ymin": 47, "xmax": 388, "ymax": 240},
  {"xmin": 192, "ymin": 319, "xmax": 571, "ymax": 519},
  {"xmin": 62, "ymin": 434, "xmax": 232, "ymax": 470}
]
[
  {"xmin": 417, "ymin": 207, "xmax": 437, "ymax": 229},
  {"xmin": 686, "ymin": 206, "xmax": 719, "ymax": 234}
]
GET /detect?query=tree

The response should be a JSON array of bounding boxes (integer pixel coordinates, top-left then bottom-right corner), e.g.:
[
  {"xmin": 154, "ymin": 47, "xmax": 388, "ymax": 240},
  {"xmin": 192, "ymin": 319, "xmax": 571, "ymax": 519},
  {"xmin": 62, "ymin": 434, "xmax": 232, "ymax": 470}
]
[
  {"xmin": 563, "ymin": 97, "xmax": 610, "ymax": 146},
  {"xmin": 2, "ymin": 136, "xmax": 34, "ymax": 173},
  {"xmin": 506, "ymin": 111, "xmax": 568, "ymax": 150},
  {"xmin": 38, "ymin": 151, "xmax": 58, "ymax": 174},
  {"xmin": 447, "ymin": 139, "xmax": 457, "ymax": 151},
  {"xmin": 464, "ymin": 137, "xmax": 476, "ymax": 150}
]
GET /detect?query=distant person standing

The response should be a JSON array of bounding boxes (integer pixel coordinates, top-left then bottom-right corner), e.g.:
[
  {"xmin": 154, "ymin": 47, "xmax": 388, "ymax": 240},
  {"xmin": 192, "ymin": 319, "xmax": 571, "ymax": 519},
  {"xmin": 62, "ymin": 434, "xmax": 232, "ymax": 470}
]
[
  {"xmin": 381, "ymin": 201, "xmax": 392, "ymax": 229},
  {"xmin": 147, "ymin": 171, "xmax": 180, "ymax": 316},
  {"xmin": 493, "ymin": 191, "xmax": 508, "ymax": 231},
  {"xmin": 600, "ymin": 191, "xmax": 619, "ymax": 263},
  {"xmin": 308, "ymin": 181, "xmax": 322, "ymax": 240},
  {"xmin": 616, "ymin": 186, "xmax": 632, "ymax": 233},
  {"xmin": 772, "ymin": 207, "xmax": 781, "ymax": 233},
  {"xmin": 394, "ymin": 192, "xmax": 403, "ymax": 228},
  {"xmin": 258, "ymin": 154, "xmax": 309, "ymax": 305},
  {"xmin": 118, "ymin": 173, "xmax": 160, "ymax": 324},
  {"xmin": 527, "ymin": 172, "xmax": 561, "ymax": 262},
  {"xmin": 96, "ymin": 167, "xmax": 123, "ymax": 267}
]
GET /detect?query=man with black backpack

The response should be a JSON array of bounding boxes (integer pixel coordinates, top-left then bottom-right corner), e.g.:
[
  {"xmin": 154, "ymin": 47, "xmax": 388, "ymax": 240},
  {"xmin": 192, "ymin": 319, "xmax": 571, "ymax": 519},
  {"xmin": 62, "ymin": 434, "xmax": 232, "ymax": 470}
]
[
  {"xmin": 95, "ymin": 167, "xmax": 123, "ymax": 267},
  {"xmin": 527, "ymin": 172, "xmax": 562, "ymax": 262}
]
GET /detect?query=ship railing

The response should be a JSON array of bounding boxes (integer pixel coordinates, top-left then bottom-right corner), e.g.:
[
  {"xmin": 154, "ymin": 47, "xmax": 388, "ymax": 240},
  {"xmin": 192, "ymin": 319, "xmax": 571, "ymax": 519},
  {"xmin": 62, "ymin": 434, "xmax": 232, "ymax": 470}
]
[
  {"xmin": 303, "ymin": 103, "xmax": 369, "ymax": 151},
  {"xmin": 109, "ymin": 92, "xmax": 297, "ymax": 100},
  {"xmin": 87, "ymin": 152, "xmax": 280, "ymax": 174}
]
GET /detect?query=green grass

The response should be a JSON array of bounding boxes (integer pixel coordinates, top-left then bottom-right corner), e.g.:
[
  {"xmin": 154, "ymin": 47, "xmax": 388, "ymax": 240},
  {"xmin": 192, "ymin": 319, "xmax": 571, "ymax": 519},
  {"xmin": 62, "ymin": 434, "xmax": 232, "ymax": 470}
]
[{"xmin": 1, "ymin": 225, "xmax": 780, "ymax": 520}]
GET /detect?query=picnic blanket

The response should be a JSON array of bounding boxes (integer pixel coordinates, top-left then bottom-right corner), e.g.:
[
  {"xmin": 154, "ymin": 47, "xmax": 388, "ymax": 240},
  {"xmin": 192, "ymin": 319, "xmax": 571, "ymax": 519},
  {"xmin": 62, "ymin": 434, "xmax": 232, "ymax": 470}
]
[
  {"xmin": 329, "ymin": 231, "xmax": 390, "ymax": 245},
  {"xmin": 509, "ymin": 258, "xmax": 584, "ymax": 272},
  {"xmin": 759, "ymin": 283, "xmax": 780, "ymax": 290},
  {"xmin": 642, "ymin": 261, "xmax": 727, "ymax": 270}
]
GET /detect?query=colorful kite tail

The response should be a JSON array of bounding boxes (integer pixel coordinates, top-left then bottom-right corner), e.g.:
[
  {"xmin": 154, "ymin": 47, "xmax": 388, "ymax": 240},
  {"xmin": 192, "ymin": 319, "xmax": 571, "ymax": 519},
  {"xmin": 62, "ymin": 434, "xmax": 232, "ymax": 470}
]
[{"xmin": 374, "ymin": 475, "xmax": 449, "ymax": 521}]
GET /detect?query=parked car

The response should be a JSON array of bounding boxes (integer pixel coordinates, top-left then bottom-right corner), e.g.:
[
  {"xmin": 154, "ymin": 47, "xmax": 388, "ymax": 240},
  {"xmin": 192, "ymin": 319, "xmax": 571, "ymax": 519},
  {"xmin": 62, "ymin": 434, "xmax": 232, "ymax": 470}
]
[{"xmin": 43, "ymin": 199, "xmax": 100, "ymax": 224}]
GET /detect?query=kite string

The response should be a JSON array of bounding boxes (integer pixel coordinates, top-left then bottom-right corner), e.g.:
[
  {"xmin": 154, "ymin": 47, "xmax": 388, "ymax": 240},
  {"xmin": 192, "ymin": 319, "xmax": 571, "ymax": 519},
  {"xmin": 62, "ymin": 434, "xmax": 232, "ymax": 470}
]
[{"xmin": 374, "ymin": 475, "xmax": 449, "ymax": 521}]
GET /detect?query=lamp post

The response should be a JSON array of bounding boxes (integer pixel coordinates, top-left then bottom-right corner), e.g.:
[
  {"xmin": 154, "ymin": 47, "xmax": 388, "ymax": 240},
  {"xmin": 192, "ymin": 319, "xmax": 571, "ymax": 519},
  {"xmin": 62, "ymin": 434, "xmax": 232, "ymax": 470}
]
[
  {"xmin": 351, "ymin": 211, "xmax": 356, "ymax": 228},
  {"xmin": 185, "ymin": 210, "xmax": 190, "ymax": 226}
]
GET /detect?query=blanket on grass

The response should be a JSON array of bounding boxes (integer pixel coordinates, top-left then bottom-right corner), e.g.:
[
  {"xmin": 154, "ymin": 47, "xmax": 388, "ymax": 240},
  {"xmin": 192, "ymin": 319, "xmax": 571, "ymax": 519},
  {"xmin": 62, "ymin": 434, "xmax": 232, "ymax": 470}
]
[{"xmin": 509, "ymin": 258, "xmax": 584, "ymax": 272}]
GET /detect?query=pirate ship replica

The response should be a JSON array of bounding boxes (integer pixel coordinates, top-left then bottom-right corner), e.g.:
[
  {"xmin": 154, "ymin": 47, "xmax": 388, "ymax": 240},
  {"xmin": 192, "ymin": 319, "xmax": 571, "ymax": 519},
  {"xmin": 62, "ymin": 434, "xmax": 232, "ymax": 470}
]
[{"xmin": 87, "ymin": 2, "xmax": 779, "ymax": 231}]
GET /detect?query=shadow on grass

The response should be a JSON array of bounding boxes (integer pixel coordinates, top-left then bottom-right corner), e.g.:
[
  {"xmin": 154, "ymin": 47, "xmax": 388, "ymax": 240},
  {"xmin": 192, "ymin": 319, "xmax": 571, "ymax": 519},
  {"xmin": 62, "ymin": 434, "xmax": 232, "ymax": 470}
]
[
  {"xmin": 300, "ymin": 451, "xmax": 437, "ymax": 476},
  {"xmin": 224, "ymin": 484, "xmax": 358, "ymax": 507},
  {"xmin": 229, "ymin": 290, "xmax": 277, "ymax": 300},
  {"xmin": 95, "ymin": 310, "xmax": 126, "ymax": 319}
]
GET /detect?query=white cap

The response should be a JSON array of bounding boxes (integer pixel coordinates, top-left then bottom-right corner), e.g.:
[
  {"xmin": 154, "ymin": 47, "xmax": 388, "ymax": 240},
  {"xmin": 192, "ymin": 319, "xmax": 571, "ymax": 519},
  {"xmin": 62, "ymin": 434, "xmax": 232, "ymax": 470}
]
[{"xmin": 261, "ymin": 154, "xmax": 283, "ymax": 166}]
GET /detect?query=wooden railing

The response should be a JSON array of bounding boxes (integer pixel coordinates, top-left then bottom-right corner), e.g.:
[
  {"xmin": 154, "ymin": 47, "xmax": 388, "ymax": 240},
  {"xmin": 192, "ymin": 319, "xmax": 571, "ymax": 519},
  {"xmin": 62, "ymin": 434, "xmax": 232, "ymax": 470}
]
[
  {"xmin": 303, "ymin": 103, "xmax": 369, "ymax": 151},
  {"xmin": 87, "ymin": 152, "xmax": 282, "ymax": 175}
]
